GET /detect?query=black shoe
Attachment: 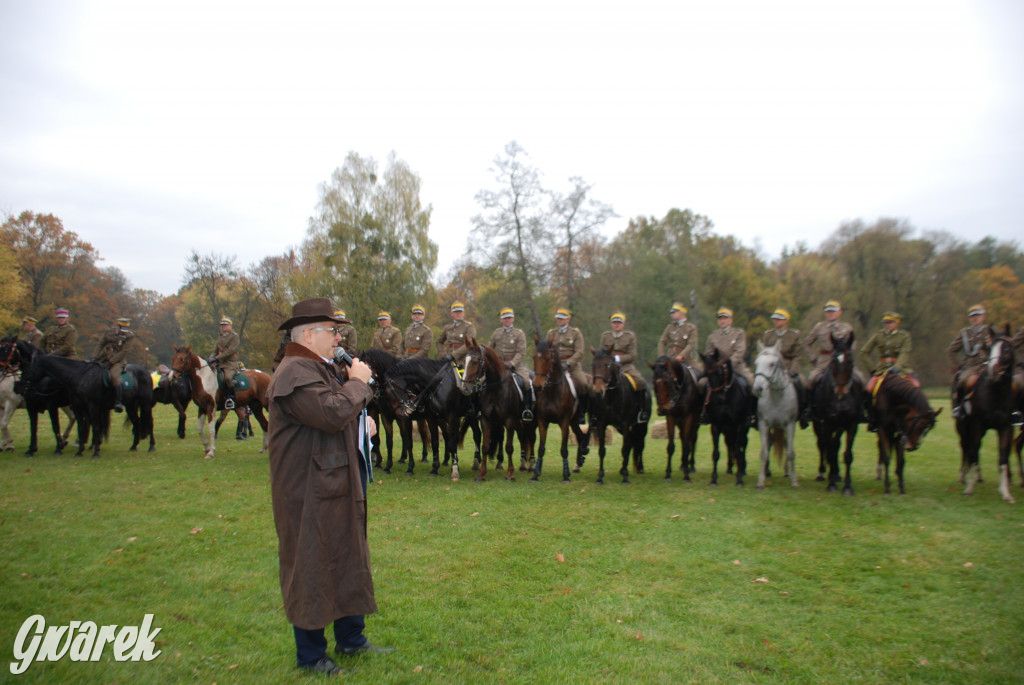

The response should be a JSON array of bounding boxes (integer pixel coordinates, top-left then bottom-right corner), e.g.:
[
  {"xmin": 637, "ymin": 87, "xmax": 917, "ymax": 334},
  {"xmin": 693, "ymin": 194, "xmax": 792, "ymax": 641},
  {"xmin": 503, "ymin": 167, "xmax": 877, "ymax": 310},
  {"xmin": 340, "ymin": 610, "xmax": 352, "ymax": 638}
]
[
  {"xmin": 300, "ymin": 655, "xmax": 345, "ymax": 675},
  {"xmin": 113, "ymin": 403, "xmax": 124, "ymax": 413},
  {"xmin": 337, "ymin": 642, "xmax": 395, "ymax": 656}
]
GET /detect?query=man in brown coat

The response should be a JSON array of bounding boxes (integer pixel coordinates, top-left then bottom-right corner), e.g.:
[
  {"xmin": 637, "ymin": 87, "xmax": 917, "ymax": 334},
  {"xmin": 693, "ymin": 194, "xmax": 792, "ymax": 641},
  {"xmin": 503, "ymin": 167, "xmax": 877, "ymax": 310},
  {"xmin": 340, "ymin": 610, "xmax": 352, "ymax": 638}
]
[{"xmin": 268, "ymin": 298, "xmax": 393, "ymax": 675}]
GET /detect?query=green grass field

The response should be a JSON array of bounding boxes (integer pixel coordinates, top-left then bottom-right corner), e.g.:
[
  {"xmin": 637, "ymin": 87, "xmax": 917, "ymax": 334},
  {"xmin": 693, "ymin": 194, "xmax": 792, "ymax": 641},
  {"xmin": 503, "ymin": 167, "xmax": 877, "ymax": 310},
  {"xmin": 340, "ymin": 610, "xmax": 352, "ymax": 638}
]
[{"xmin": 2, "ymin": 392, "xmax": 1023, "ymax": 684}]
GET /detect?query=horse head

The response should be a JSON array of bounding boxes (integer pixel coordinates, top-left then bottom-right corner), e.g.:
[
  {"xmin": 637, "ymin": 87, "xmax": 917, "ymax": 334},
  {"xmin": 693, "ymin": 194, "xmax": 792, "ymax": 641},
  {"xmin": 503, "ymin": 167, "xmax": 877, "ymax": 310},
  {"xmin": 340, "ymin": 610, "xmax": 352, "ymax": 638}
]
[
  {"xmin": 985, "ymin": 326, "xmax": 1015, "ymax": 382},
  {"xmin": 648, "ymin": 355, "xmax": 682, "ymax": 415},
  {"xmin": 752, "ymin": 343, "xmax": 785, "ymax": 398},
  {"xmin": 460, "ymin": 338, "xmax": 488, "ymax": 391},
  {"xmin": 902, "ymin": 405, "xmax": 942, "ymax": 451},
  {"xmin": 533, "ymin": 336, "xmax": 561, "ymax": 389},
  {"xmin": 828, "ymin": 332, "xmax": 855, "ymax": 397},
  {"xmin": 590, "ymin": 345, "xmax": 620, "ymax": 397},
  {"xmin": 171, "ymin": 345, "xmax": 199, "ymax": 376},
  {"xmin": 700, "ymin": 348, "xmax": 733, "ymax": 393}
]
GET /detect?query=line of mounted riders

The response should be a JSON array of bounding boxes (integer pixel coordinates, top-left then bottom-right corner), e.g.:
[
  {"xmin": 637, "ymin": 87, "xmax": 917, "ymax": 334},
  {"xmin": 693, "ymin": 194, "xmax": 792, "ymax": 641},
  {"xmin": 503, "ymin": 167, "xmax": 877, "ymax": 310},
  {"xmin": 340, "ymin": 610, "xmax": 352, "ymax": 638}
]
[{"xmin": 3, "ymin": 301, "xmax": 1022, "ymax": 503}]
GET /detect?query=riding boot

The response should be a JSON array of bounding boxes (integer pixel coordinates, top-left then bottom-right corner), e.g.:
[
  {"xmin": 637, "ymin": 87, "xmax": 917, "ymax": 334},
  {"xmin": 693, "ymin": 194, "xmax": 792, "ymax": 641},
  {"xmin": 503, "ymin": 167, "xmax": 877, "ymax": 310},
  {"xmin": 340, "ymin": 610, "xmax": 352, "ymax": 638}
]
[
  {"xmin": 864, "ymin": 393, "xmax": 877, "ymax": 432},
  {"xmin": 637, "ymin": 388, "xmax": 650, "ymax": 423},
  {"xmin": 113, "ymin": 382, "xmax": 124, "ymax": 413},
  {"xmin": 575, "ymin": 395, "xmax": 589, "ymax": 425},
  {"xmin": 225, "ymin": 386, "xmax": 236, "ymax": 410},
  {"xmin": 522, "ymin": 382, "xmax": 535, "ymax": 422}
]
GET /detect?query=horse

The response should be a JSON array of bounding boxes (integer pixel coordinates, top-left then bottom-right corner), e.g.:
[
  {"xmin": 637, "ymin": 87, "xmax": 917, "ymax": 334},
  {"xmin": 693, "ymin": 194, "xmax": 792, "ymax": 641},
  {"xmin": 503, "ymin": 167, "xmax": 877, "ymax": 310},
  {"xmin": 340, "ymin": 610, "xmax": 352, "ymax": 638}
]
[
  {"xmin": 530, "ymin": 335, "xmax": 589, "ymax": 483},
  {"xmin": 359, "ymin": 348, "xmax": 437, "ymax": 474},
  {"xmin": 1, "ymin": 338, "xmax": 76, "ymax": 455},
  {"xmin": 152, "ymin": 364, "xmax": 192, "ymax": 439},
  {"xmin": 589, "ymin": 346, "xmax": 649, "ymax": 484},
  {"xmin": 170, "ymin": 345, "xmax": 269, "ymax": 458},
  {"xmin": 810, "ymin": 332, "xmax": 863, "ymax": 495},
  {"xmin": 700, "ymin": 348, "xmax": 751, "ymax": 487},
  {"xmin": 212, "ymin": 368, "xmax": 271, "ymax": 444},
  {"xmin": 869, "ymin": 371, "xmax": 941, "ymax": 494},
  {"xmin": 381, "ymin": 356, "xmax": 475, "ymax": 480},
  {"xmin": 648, "ymin": 356, "xmax": 702, "ymax": 482},
  {"xmin": 17, "ymin": 354, "xmax": 154, "ymax": 457},
  {"xmin": 957, "ymin": 327, "xmax": 1016, "ymax": 502},
  {"xmin": 751, "ymin": 344, "xmax": 800, "ymax": 489},
  {"xmin": 461, "ymin": 339, "xmax": 535, "ymax": 481}
]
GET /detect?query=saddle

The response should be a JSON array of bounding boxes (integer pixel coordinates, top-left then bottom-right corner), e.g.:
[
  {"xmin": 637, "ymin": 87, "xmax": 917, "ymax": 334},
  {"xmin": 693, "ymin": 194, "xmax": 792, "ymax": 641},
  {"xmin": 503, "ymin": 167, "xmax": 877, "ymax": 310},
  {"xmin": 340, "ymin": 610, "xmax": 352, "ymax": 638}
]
[
  {"xmin": 216, "ymin": 369, "xmax": 251, "ymax": 391},
  {"xmin": 867, "ymin": 369, "xmax": 920, "ymax": 400}
]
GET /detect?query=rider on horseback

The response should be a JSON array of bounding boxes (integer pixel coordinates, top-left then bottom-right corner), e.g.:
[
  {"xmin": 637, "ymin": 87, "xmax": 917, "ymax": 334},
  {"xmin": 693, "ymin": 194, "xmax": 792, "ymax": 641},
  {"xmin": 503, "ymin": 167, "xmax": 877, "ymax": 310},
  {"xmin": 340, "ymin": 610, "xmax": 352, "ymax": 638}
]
[
  {"xmin": 703, "ymin": 308, "xmax": 755, "ymax": 426},
  {"xmin": 860, "ymin": 311, "xmax": 916, "ymax": 432},
  {"xmin": 599, "ymin": 312, "xmax": 650, "ymax": 423},
  {"xmin": 761, "ymin": 308, "xmax": 807, "ymax": 427},
  {"xmin": 208, "ymin": 316, "xmax": 241, "ymax": 409},
  {"xmin": 803, "ymin": 300, "xmax": 865, "ymax": 424},
  {"xmin": 92, "ymin": 317, "xmax": 137, "ymax": 413},
  {"xmin": 947, "ymin": 304, "xmax": 991, "ymax": 420},
  {"xmin": 487, "ymin": 308, "xmax": 535, "ymax": 421},
  {"xmin": 546, "ymin": 308, "xmax": 590, "ymax": 425}
]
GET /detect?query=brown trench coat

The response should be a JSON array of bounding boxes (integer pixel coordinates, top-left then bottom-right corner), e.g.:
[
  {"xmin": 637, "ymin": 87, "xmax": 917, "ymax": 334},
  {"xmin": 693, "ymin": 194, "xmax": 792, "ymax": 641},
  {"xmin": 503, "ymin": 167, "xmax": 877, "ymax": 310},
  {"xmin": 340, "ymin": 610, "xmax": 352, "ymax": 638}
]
[{"xmin": 268, "ymin": 342, "xmax": 377, "ymax": 630}]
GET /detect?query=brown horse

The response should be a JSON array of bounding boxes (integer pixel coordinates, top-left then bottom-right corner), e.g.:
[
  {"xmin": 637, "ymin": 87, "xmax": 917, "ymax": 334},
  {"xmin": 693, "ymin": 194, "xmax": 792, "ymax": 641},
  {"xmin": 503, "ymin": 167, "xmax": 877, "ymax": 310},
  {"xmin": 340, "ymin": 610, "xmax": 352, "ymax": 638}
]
[
  {"xmin": 870, "ymin": 371, "xmax": 941, "ymax": 494},
  {"xmin": 171, "ymin": 345, "xmax": 269, "ymax": 458},
  {"xmin": 648, "ymin": 355, "xmax": 702, "ymax": 482},
  {"xmin": 530, "ymin": 335, "xmax": 588, "ymax": 482},
  {"xmin": 462, "ymin": 338, "xmax": 535, "ymax": 481}
]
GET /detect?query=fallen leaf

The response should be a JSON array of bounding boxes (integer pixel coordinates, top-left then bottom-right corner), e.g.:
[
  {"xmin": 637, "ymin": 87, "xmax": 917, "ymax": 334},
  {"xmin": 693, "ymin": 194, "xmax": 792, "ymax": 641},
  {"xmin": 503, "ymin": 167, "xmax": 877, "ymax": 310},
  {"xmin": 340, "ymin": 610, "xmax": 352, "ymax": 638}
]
[
  {"xmin": 919, "ymin": 659, "xmax": 928, "ymax": 666},
  {"xmin": 470, "ymin": 512, "xmax": 479, "ymax": 517},
  {"xmin": 964, "ymin": 562, "xmax": 974, "ymax": 568},
  {"xmin": 555, "ymin": 553, "xmax": 565, "ymax": 563},
  {"xmin": 753, "ymin": 577, "xmax": 769, "ymax": 583},
  {"xmin": 190, "ymin": 527, "xmax": 203, "ymax": 535},
  {"xmin": 228, "ymin": 664, "xmax": 238, "ymax": 670},
  {"xmin": 732, "ymin": 560, "xmax": 741, "ymax": 565},
  {"xmin": 708, "ymin": 498, "xmax": 716, "ymax": 503},
  {"xmin": 413, "ymin": 665, "xmax": 423, "ymax": 673},
  {"xmin": 127, "ymin": 536, "xmax": 137, "ymax": 543},
  {"xmin": 634, "ymin": 632, "xmax": 644, "ymax": 640}
]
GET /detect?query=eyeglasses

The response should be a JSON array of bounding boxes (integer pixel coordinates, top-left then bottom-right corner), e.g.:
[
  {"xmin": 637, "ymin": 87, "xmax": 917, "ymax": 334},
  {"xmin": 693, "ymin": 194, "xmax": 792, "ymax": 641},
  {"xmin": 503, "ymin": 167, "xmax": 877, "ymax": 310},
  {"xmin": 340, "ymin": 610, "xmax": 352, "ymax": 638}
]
[{"xmin": 310, "ymin": 327, "xmax": 342, "ymax": 335}]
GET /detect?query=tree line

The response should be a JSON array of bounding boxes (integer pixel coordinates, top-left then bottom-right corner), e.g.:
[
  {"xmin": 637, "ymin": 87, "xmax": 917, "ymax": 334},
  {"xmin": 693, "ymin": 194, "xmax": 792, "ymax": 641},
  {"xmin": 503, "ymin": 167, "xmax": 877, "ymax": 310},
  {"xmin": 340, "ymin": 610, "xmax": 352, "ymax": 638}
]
[{"xmin": 4, "ymin": 143, "xmax": 1023, "ymax": 385}]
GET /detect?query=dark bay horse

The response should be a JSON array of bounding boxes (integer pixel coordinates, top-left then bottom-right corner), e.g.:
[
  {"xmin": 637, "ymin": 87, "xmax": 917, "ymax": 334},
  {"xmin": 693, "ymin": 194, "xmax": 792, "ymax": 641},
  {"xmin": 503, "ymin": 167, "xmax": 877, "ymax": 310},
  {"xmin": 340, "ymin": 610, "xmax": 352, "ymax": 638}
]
[
  {"xmin": 648, "ymin": 355, "xmax": 702, "ymax": 482},
  {"xmin": 2, "ymin": 338, "xmax": 77, "ymax": 455},
  {"xmin": 871, "ymin": 371, "xmax": 941, "ymax": 494},
  {"xmin": 958, "ymin": 327, "xmax": 1016, "ymax": 502},
  {"xmin": 462, "ymin": 339, "xmax": 535, "ymax": 481},
  {"xmin": 810, "ymin": 333, "xmax": 863, "ymax": 495},
  {"xmin": 589, "ymin": 346, "xmax": 649, "ymax": 484},
  {"xmin": 382, "ymin": 356, "xmax": 475, "ymax": 481},
  {"xmin": 360, "ymin": 348, "xmax": 437, "ymax": 475},
  {"xmin": 17, "ymin": 353, "xmax": 153, "ymax": 457},
  {"xmin": 700, "ymin": 348, "xmax": 751, "ymax": 486},
  {"xmin": 530, "ymin": 336, "xmax": 589, "ymax": 483},
  {"xmin": 153, "ymin": 364, "xmax": 192, "ymax": 439},
  {"xmin": 171, "ymin": 345, "xmax": 269, "ymax": 458}
]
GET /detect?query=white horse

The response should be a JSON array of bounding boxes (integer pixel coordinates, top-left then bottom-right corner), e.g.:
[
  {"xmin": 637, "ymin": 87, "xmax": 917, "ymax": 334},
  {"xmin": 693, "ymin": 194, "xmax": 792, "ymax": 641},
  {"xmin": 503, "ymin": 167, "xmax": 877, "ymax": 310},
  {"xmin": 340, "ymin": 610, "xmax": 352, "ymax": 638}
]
[{"xmin": 752, "ymin": 343, "xmax": 800, "ymax": 488}]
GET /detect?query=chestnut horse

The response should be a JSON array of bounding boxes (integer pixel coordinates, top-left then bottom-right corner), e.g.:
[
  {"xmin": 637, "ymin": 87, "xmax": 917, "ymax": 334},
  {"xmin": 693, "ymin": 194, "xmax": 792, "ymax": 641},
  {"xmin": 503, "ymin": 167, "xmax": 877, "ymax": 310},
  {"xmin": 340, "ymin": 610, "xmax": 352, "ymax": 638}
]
[
  {"xmin": 171, "ymin": 345, "xmax": 269, "ymax": 458},
  {"xmin": 530, "ymin": 335, "xmax": 589, "ymax": 483}
]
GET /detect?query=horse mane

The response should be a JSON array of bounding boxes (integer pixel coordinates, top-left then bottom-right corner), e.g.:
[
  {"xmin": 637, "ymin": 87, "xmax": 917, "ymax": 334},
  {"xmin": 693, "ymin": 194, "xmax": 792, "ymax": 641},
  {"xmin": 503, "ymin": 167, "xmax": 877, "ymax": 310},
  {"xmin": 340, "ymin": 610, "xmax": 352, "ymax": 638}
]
[
  {"xmin": 880, "ymin": 374, "xmax": 930, "ymax": 411},
  {"xmin": 359, "ymin": 348, "xmax": 401, "ymax": 373},
  {"xmin": 388, "ymin": 357, "xmax": 447, "ymax": 386}
]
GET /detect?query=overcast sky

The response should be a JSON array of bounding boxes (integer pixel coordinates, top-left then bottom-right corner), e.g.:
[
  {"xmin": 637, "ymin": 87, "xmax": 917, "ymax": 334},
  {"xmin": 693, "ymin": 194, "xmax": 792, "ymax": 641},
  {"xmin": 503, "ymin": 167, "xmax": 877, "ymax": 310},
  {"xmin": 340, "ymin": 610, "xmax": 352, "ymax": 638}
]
[{"xmin": 2, "ymin": 0, "xmax": 1021, "ymax": 297}]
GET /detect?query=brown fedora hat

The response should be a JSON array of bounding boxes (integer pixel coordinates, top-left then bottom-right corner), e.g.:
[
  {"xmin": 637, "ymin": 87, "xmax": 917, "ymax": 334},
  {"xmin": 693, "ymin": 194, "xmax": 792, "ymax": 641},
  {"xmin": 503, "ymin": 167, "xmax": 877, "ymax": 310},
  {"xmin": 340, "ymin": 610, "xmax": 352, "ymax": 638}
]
[{"xmin": 277, "ymin": 297, "xmax": 349, "ymax": 331}]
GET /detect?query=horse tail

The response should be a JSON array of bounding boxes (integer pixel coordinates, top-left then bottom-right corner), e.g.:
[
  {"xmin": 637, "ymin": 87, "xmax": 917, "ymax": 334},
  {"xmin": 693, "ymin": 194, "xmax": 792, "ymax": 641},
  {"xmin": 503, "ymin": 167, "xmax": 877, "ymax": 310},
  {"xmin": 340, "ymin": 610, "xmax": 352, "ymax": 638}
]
[{"xmin": 771, "ymin": 428, "xmax": 785, "ymax": 466}]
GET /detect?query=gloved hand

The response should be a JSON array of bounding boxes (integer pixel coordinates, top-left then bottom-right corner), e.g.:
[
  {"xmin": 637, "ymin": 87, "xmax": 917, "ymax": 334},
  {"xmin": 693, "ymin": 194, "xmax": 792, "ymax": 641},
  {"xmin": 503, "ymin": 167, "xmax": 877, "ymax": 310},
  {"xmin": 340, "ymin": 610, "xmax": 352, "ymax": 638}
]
[{"xmin": 207, "ymin": 355, "xmax": 217, "ymax": 365}]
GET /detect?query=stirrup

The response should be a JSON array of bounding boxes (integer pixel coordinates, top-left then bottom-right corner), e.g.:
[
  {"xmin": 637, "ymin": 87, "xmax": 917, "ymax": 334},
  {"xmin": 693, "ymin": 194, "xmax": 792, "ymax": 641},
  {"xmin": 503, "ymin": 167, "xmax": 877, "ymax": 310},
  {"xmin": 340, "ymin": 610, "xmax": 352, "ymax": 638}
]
[
  {"xmin": 637, "ymin": 410, "xmax": 649, "ymax": 424},
  {"xmin": 224, "ymin": 398, "xmax": 236, "ymax": 409},
  {"xmin": 522, "ymin": 409, "xmax": 534, "ymax": 422}
]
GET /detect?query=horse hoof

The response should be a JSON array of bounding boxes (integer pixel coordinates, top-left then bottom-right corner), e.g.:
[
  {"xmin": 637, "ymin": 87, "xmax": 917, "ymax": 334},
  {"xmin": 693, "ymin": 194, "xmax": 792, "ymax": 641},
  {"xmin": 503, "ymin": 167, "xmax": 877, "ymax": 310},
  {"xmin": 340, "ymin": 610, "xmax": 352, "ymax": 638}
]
[
  {"xmin": 474, "ymin": 477, "xmax": 484, "ymax": 483},
  {"xmin": 843, "ymin": 488, "xmax": 854, "ymax": 496},
  {"xmin": 382, "ymin": 469, "xmax": 391, "ymax": 475},
  {"xmin": 149, "ymin": 447, "xmax": 156, "ymax": 453},
  {"xmin": 756, "ymin": 484, "xmax": 765, "ymax": 490},
  {"xmin": 826, "ymin": 485, "xmax": 837, "ymax": 493},
  {"xmin": 529, "ymin": 476, "xmax": 539, "ymax": 482},
  {"xmin": 664, "ymin": 477, "xmax": 672, "ymax": 483},
  {"xmin": 815, "ymin": 475, "xmax": 825, "ymax": 482},
  {"xmin": 572, "ymin": 467, "xmax": 581, "ymax": 473},
  {"xmin": 562, "ymin": 478, "xmax": 572, "ymax": 484},
  {"xmin": 129, "ymin": 447, "xmax": 138, "ymax": 453}
]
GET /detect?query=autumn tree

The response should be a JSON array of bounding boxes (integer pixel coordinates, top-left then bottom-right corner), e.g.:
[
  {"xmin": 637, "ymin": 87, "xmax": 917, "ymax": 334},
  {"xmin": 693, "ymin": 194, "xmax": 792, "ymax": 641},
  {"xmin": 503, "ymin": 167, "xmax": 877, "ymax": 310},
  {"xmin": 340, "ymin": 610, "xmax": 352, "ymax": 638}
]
[
  {"xmin": 548, "ymin": 177, "xmax": 615, "ymax": 312},
  {"xmin": 303, "ymin": 151, "xmax": 437, "ymax": 335},
  {"xmin": 0, "ymin": 240, "xmax": 27, "ymax": 332}
]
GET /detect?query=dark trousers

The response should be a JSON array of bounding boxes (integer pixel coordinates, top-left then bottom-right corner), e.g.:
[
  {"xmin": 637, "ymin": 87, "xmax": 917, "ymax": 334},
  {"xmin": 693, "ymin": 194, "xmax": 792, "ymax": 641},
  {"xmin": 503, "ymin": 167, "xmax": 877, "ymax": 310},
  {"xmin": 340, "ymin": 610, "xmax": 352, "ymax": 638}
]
[{"xmin": 294, "ymin": 615, "xmax": 367, "ymax": 666}]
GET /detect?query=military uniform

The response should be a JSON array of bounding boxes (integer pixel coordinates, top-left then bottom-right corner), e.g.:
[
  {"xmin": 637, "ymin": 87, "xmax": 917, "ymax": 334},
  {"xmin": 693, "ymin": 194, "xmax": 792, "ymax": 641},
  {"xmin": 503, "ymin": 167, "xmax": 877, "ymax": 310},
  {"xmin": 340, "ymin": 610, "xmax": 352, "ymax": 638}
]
[
  {"xmin": 94, "ymin": 325, "xmax": 136, "ymax": 410},
  {"xmin": 42, "ymin": 322, "xmax": 78, "ymax": 359},
  {"xmin": 336, "ymin": 324, "xmax": 358, "ymax": 354},
  {"xmin": 211, "ymin": 327, "xmax": 242, "ymax": 398},
  {"xmin": 860, "ymin": 327, "xmax": 913, "ymax": 376},
  {"xmin": 658, "ymin": 320, "xmax": 700, "ymax": 369},
  {"xmin": 403, "ymin": 321, "xmax": 433, "ymax": 359},
  {"xmin": 803, "ymin": 320, "xmax": 854, "ymax": 382},
  {"xmin": 761, "ymin": 327, "xmax": 803, "ymax": 375},
  {"xmin": 599, "ymin": 329, "xmax": 646, "ymax": 390},
  {"xmin": 22, "ymin": 325, "xmax": 43, "ymax": 350},
  {"xmin": 947, "ymin": 324, "xmax": 991, "ymax": 386},
  {"xmin": 489, "ymin": 324, "xmax": 529, "ymax": 380},
  {"xmin": 437, "ymin": 319, "xmax": 477, "ymax": 365},
  {"xmin": 372, "ymin": 325, "xmax": 403, "ymax": 357},
  {"xmin": 545, "ymin": 324, "xmax": 589, "ymax": 393},
  {"xmin": 705, "ymin": 326, "xmax": 753, "ymax": 384}
]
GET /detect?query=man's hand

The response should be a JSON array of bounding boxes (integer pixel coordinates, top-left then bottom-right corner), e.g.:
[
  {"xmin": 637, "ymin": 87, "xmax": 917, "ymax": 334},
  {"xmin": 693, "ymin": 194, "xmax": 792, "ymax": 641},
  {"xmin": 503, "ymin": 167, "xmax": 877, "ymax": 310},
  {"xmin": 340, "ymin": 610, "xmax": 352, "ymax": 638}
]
[{"xmin": 349, "ymin": 357, "xmax": 373, "ymax": 384}]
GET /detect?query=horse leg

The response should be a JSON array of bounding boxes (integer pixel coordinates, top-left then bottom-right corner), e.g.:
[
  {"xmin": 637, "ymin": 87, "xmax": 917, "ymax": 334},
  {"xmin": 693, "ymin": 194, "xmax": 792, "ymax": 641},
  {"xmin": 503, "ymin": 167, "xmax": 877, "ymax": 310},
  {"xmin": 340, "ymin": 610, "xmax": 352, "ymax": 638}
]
[
  {"xmin": 0, "ymin": 399, "xmax": 14, "ymax": 451},
  {"xmin": 560, "ymin": 422, "xmax": 572, "ymax": 483},
  {"xmin": 531, "ymin": 422, "xmax": 548, "ymax": 481},
  {"xmin": 998, "ymin": 427, "xmax": 1016, "ymax": 503},
  {"xmin": 842, "ymin": 427, "xmax": 856, "ymax": 496},
  {"xmin": 504, "ymin": 424, "xmax": 517, "ymax": 480},
  {"xmin": 785, "ymin": 423, "xmax": 798, "ymax": 487},
  {"xmin": 25, "ymin": 408, "xmax": 39, "ymax": 456},
  {"xmin": 475, "ymin": 421, "xmax": 491, "ymax": 483},
  {"xmin": 895, "ymin": 441, "xmax": 907, "ymax": 495},
  {"xmin": 664, "ymin": 416, "xmax": 675, "ymax": 481},
  {"xmin": 709, "ymin": 427, "xmax": 721, "ymax": 486},
  {"xmin": 60, "ymin": 406, "xmax": 75, "ymax": 446},
  {"xmin": 176, "ymin": 405, "xmax": 187, "ymax": 439},
  {"xmin": 813, "ymin": 422, "xmax": 827, "ymax": 481},
  {"xmin": 879, "ymin": 433, "xmax": 892, "ymax": 494},
  {"xmin": 593, "ymin": 419, "xmax": 606, "ymax": 485},
  {"xmin": 1014, "ymin": 427, "xmax": 1024, "ymax": 487},
  {"xmin": 733, "ymin": 432, "xmax": 746, "ymax": 487},
  {"xmin": 128, "ymin": 403, "xmax": 141, "ymax": 452},
  {"xmin": 49, "ymin": 406, "xmax": 66, "ymax": 454},
  {"xmin": 619, "ymin": 428, "xmax": 632, "ymax": 485},
  {"xmin": 757, "ymin": 422, "xmax": 769, "ymax": 489}
]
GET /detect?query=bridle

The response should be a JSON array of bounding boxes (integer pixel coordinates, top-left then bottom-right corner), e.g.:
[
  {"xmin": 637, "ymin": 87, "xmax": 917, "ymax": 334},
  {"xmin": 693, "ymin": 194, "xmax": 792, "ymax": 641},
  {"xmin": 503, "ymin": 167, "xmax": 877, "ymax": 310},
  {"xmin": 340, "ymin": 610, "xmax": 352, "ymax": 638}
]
[{"xmin": 754, "ymin": 350, "xmax": 788, "ymax": 393}]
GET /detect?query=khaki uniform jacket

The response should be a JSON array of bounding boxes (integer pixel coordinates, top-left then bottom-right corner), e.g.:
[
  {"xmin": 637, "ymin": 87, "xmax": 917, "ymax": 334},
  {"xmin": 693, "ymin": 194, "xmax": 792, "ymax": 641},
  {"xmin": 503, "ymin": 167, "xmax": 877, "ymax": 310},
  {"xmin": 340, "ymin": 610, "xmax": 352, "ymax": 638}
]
[
  {"xmin": 212, "ymin": 329, "xmax": 241, "ymax": 379},
  {"xmin": 402, "ymin": 322, "xmax": 433, "ymax": 359},
  {"xmin": 705, "ymin": 326, "xmax": 753, "ymax": 383},
  {"xmin": 658, "ymin": 320, "xmax": 700, "ymax": 368},
  {"xmin": 803, "ymin": 320, "xmax": 853, "ymax": 381},
  {"xmin": 761, "ymin": 328, "xmax": 802, "ymax": 375},
  {"xmin": 545, "ymin": 325, "xmax": 589, "ymax": 392},
  {"xmin": 337, "ymin": 324, "xmax": 358, "ymax": 353},
  {"xmin": 947, "ymin": 324, "xmax": 991, "ymax": 377},
  {"xmin": 599, "ymin": 329, "xmax": 645, "ymax": 389},
  {"xmin": 489, "ymin": 325, "xmax": 529, "ymax": 382},
  {"xmin": 860, "ymin": 328, "xmax": 913, "ymax": 376},
  {"xmin": 371, "ymin": 326, "xmax": 403, "ymax": 357},
  {"xmin": 23, "ymin": 328, "xmax": 43, "ymax": 349},
  {"xmin": 268, "ymin": 342, "xmax": 377, "ymax": 629},
  {"xmin": 42, "ymin": 323, "xmax": 78, "ymax": 359},
  {"xmin": 437, "ymin": 319, "xmax": 477, "ymax": 364},
  {"xmin": 94, "ymin": 328, "xmax": 136, "ymax": 377}
]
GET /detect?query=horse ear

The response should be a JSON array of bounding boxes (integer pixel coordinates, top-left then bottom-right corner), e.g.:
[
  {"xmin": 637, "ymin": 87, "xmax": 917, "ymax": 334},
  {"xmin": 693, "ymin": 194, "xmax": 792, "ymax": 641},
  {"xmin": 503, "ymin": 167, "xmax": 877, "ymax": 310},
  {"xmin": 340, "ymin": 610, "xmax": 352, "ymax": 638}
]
[
  {"xmin": 589, "ymin": 345, "xmax": 595, "ymax": 355},
  {"xmin": 646, "ymin": 360, "xmax": 654, "ymax": 370},
  {"xmin": 757, "ymin": 341, "xmax": 764, "ymax": 354},
  {"xmin": 533, "ymin": 333, "xmax": 539, "ymax": 345},
  {"xmin": 933, "ymin": 407, "xmax": 943, "ymax": 418},
  {"xmin": 172, "ymin": 344, "xmax": 179, "ymax": 352},
  {"xmin": 1004, "ymin": 324, "xmax": 1011, "ymax": 336}
]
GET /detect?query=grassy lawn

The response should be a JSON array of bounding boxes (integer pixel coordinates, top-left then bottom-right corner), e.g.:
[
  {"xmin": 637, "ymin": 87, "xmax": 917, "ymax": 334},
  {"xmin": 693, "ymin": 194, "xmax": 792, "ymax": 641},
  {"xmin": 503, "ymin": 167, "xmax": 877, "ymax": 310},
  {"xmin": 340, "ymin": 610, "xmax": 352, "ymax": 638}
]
[{"xmin": 1, "ymin": 391, "xmax": 1023, "ymax": 684}]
